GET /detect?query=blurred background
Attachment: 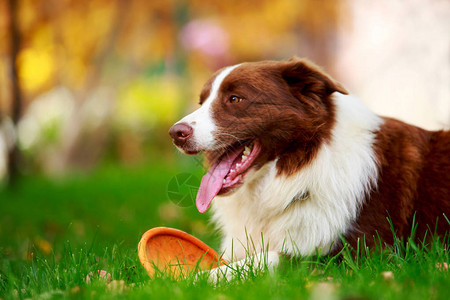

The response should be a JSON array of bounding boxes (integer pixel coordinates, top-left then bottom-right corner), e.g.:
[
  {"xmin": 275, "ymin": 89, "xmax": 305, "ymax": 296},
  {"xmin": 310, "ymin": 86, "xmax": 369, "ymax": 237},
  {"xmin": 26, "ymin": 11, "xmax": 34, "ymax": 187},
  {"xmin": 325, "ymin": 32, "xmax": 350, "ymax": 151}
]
[{"xmin": 0, "ymin": 0, "xmax": 449, "ymax": 260}]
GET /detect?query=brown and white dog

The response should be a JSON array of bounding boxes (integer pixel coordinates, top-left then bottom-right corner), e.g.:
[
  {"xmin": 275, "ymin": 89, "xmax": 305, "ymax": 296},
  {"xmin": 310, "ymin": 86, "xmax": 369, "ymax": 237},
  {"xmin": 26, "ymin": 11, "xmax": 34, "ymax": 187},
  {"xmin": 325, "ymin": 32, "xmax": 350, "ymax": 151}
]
[{"xmin": 169, "ymin": 57, "xmax": 450, "ymax": 280}]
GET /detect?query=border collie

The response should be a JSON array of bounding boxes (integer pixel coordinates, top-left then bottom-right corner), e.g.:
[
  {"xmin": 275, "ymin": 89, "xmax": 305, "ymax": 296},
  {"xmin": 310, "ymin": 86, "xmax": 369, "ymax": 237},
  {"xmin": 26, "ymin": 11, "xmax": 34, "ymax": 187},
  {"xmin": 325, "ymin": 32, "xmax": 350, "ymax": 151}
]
[{"xmin": 169, "ymin": 57, "xmax": 450, "ymax": 280}]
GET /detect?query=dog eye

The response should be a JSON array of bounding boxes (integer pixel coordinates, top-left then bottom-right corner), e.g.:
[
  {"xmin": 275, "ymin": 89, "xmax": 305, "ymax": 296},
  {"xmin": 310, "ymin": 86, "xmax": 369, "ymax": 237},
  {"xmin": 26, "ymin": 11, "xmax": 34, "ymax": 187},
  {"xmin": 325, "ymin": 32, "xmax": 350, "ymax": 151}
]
[{"xmin": 229, "ymin": 96, "xmax": 243, "ymax": 104}]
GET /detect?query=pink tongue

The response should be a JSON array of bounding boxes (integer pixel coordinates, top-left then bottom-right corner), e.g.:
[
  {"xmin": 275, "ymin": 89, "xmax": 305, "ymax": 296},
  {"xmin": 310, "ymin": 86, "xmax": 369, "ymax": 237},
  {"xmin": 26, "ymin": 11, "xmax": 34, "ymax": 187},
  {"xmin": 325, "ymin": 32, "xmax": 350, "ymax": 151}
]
[{"xmin": 196, "ymin": 147, "xmax": 243, "ymax": 213}]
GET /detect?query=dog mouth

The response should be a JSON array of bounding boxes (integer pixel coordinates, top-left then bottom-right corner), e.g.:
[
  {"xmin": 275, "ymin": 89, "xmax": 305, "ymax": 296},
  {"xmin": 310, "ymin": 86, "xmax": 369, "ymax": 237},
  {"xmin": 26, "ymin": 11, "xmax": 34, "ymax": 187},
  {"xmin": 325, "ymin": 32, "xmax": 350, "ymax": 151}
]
[{"xmin": 196, "ymin": 139, "xmax": 261, "ymax": 213}]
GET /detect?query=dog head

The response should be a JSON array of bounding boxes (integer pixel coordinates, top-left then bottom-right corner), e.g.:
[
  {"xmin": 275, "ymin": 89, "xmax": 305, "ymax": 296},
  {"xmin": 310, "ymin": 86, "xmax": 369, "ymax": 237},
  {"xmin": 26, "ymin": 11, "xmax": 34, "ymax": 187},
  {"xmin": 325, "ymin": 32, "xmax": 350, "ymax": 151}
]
[{"xmin": 169, "ymin": 57, "xmax": 347, "ymax": 212}]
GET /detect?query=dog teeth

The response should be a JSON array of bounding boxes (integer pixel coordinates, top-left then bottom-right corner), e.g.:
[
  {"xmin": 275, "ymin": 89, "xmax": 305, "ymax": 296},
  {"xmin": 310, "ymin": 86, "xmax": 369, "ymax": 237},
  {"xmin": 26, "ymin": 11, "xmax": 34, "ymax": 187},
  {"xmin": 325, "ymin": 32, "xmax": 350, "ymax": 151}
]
[
  {"xmin": 236, "ymin": 163, "xmax": 241, "ymax": 169},
  {"xmin": 241, "ymin": 155, "xmax": 247, "ymax": 162},
  {"xmin": 244, "ymin": 146, "xmax": 250, "ymax": 155},
  {"xmin": 223, "ymin": 179, "xmax": 226, "ymax": 184}
]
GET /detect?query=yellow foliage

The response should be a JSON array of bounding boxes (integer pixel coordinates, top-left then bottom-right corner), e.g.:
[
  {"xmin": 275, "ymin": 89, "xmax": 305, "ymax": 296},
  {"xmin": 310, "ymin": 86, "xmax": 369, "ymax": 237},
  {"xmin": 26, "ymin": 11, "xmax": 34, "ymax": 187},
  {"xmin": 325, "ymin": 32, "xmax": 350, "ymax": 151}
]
[
  {"xmin": 18, "ymin": 47, "xmax": 55, "ymax": 92},
  {"xmin": 16, "ymin": 24, "xmax": 57, "ymax": 92},
  {"xmin": 63, "ymin": 57, "xmax": 88, "ymax": 89},
  {"xmin": 116, "ymin": 77, "xmax": 180, "ymax": 129},
  {"xmin": 19, "ymin": 0, "xmax": 38, "ymax": 31}
]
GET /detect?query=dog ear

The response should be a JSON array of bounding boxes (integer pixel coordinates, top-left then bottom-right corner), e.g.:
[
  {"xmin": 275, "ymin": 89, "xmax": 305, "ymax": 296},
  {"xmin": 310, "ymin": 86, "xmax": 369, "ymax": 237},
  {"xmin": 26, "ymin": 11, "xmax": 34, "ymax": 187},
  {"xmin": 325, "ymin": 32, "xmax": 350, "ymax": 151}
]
[{"xmin": 280, "ymin": 57, "xmax": 348, "ymax": 99}]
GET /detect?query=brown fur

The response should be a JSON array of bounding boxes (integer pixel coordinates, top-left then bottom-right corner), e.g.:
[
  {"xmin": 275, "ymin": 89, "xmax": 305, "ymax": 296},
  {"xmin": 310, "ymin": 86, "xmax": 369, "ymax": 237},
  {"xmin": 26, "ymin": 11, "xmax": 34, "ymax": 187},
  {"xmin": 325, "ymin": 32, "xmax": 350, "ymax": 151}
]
[{"xmin": 346, "ymin": 119, "xmax": 450, "ymax": 246}]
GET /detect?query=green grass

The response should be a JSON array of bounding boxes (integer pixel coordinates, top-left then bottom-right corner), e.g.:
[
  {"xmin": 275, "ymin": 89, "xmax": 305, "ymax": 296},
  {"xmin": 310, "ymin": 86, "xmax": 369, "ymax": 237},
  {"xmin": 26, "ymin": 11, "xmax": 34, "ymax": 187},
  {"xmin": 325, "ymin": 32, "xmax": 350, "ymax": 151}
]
[{"xmin": 0, "ymin": 156, "xmax": 449, "ymax": 299}]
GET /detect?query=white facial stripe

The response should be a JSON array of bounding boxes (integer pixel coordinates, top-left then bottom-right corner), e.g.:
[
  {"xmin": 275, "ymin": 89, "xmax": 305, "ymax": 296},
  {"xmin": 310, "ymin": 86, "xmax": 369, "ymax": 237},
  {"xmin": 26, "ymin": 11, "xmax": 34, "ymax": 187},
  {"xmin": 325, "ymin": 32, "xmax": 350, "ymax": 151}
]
[
  {"xmin": 206, "ymin": 64, "xmax": 241, "ymax": 106},
  {"xmin": 177, "ymin": 64, "xmax": 241, "ymax": 150}
]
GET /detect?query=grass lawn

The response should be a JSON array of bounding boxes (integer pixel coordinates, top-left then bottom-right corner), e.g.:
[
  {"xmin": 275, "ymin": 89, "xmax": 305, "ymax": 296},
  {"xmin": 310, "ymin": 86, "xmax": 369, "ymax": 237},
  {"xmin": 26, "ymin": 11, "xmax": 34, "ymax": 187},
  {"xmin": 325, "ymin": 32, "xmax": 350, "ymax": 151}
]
[{"xmin": 0, "ymin": 155, "xmax": 449, "ymax": 299}]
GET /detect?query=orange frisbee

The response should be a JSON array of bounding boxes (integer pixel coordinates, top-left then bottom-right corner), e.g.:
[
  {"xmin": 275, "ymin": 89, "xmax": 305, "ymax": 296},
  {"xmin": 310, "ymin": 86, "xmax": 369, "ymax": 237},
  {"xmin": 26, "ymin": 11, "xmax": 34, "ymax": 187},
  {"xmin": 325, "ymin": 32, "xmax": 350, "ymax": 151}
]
[{"xmin": 138, "ymin": 227, "xmax": 227, "ymax": 278}]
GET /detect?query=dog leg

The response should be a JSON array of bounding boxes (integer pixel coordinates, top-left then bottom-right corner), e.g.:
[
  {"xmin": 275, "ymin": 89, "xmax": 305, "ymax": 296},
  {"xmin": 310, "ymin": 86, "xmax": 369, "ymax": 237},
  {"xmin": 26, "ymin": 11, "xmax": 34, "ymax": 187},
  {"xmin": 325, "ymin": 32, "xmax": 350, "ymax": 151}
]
[{"xmin": 203, "ymin": 251, "xmax": 280, "ymax": 284}]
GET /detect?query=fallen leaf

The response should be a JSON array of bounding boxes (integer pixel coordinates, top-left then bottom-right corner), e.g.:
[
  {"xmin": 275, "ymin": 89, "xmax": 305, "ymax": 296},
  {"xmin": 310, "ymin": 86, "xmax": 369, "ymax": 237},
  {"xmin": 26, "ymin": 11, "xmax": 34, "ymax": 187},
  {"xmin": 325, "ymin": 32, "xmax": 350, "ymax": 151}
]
[
  {"xmin": 107, "ymin": 280, "xmax": 126, "ymax": 293},
  {"xmin": 381, "ymin": 271, "xmax": 394, "ymax": 281},
  {"xmin": 35, "ymin": 237, "xmax": 52, "ymax": 254},
  {"xmin": 309, "ymin": 282, "xmax": 338, "ymax": 300},
  {"xmin": 70, "ymin": 286, "xmax": 81, "ymax": 294}
]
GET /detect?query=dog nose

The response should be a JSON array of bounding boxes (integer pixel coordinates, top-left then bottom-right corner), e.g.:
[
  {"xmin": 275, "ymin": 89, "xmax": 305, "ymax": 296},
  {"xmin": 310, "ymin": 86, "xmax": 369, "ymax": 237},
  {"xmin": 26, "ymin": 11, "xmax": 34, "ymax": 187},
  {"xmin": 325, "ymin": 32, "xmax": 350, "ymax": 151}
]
[{"xmin": 169, "ymin": 122, "xmax": 193, "ymax": 145}]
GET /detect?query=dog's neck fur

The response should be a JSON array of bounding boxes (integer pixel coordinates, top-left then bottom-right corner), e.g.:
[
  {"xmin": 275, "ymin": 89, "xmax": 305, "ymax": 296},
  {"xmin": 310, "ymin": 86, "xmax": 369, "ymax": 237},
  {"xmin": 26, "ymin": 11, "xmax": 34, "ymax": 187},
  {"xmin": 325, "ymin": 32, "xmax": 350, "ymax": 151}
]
[{"xmin": 211, "ymin": 93, "xmax": 383, "ymax": 261}]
